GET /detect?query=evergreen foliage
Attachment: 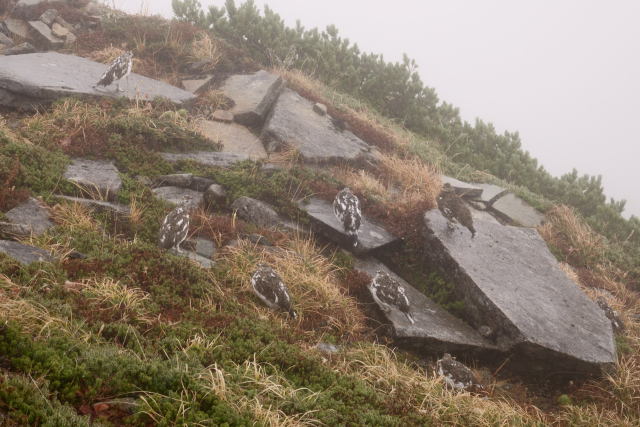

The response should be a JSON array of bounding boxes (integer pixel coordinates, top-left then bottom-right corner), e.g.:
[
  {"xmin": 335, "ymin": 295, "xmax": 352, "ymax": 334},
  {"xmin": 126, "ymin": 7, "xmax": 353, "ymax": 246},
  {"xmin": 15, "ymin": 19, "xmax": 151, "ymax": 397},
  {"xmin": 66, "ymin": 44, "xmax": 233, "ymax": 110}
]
[{"xmin": 173, "ymin": 0, "xmax": 640, "ymax": 286}]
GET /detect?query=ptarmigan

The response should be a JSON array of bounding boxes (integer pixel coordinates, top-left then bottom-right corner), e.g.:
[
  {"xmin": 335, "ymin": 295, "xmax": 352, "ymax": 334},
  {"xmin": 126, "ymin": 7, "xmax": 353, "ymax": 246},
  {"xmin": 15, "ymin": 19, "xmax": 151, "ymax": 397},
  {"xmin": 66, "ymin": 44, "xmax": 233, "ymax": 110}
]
[
  {"xmin": 436, "ymin": 353, "xmax": 478, "ymax": 391},
  {"xmin": 437, "ymin": 183, "xmax": 476, "ymax": 237},
  {"xmin": 333, "ymin": 187, "xmax": 362, "ymax": 248},
  {"xmin": 251, "ymin": 264, "xmax": 297, "ymax": 319},
  {"xmin": 95, "ymin": 51, "xmax": 133, "ymax": 92},
  {"xmin": 158, "ymin": 196, "xmax": 192, "ymax": 253},
  {"xmin": 369, "ymin": 270, "xmax": 415, "ymax": 324}
]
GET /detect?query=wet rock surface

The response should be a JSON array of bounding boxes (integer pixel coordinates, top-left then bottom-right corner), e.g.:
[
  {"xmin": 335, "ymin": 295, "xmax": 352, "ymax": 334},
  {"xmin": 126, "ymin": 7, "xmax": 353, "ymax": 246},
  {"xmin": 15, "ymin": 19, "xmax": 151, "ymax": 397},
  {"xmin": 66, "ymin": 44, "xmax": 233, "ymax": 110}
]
[
  {"xmin": 0, "ymin": 52, "xmax": 195, "ymax": 108},
  {"xmin": 298, "ymin": 197, "xmax": 397, "ymax": 254},
  {"xmin": 355, "ymin": 257, "xmax": 495, "ymax": 353},
  {"xmin": 4, "ymin": 197, "xmax": 54, "ymax": 236},
  {"xmin": 490, "ymin": 192, "xmax": 545, "ymax": 227},
  {"xmin": 262, "ymin": 89, "xmax": 375, "ymax": 165},
  {"xmin": 423, "ymin": 208, "xmax": 616, "ymax": 374},
  {"xmin": 474, "ymin": 183, "xmax": 507, "ymax": 204},
  {"xmin": 0, "ymin": 240, "xmax": 53, "ymax": 265},
  {"xmin": 221, "ymin": 70, "xmax": 284, "ymax": 126},
  {"xmin": 197, "ymin": 119, "xmax": 267, "ymax": 160},
  {"xmin": 63, "ymin": 158, "xmax": 122, "ymax": 200}
]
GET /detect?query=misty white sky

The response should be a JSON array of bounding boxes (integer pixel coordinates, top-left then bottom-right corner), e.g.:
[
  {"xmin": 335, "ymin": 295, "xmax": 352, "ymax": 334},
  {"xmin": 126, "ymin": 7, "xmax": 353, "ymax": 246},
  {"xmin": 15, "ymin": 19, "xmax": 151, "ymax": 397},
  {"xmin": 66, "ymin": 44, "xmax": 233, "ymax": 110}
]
[{"xmin": 114, "ymin": 0, "xmax": 640, "ymax": 218}]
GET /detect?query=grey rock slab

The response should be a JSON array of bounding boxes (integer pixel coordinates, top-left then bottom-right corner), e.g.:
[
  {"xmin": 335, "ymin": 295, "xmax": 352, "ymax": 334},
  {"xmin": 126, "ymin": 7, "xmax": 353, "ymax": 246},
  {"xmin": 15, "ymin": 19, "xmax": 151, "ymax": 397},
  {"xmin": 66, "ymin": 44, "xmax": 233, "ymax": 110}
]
[
  {"xmin": 152, "ymin": 173, "xmax": 193, "ymax": 189},
  {"xmin": 298, "ymin": 197, "xmax": 398, "ymax": 255},
  {"xmin": 160, "ymin": 151, "xmax": 249, "ymax": 168},
  {"xmin": 5, "ymin": 197, "xmax": 54, "ymax": 236},
  {"xmin": 152, "ymin": 186, "xmax": 203, "ymax": 208},
  {"xmin": 28, "ymin": 21, "xmax": 64, "ymax": 49},
  {"xmin": 474, "ymin": 183, "xmax": 507, "ymax": 205},
  {"xmin": 58, "ymin": 196, "xmax": 130, "ymax": 217},
  {"xmin": 182, "ymin": 75, "xmax": 213, "ymax": 94},
  {"xmin": 221, "ymin": 70, "xmax": 284, "ymax": 126},
  {"xmin": 193, "ymin": 237, "xmax": 216, "ymax": 259},
  {"xmin": 262, "ymin": 89, "xmax": 374, "ymax": 165},
  {"xmin": 490, "ymin": 192, "xmax": 545, "ymax": 228},
  {"xmin": 3, "ymin": 18, "xmax": 30, "ymax": 40},
  {"xmin": 0, "ymin": 240, "xmax": 53, "ymax": 265},
  {"xmin": 170, "ymin": 248, "xmax": 214, "ymax": 268},
  {"xmin": 64, "ymin": 158, "xmax": 122, "ymax": 200},
  {"xmin": 0, "ymin": 222, "xmax": 31, "ymax": 238},
  {"xmin": 212, "ymin": 109, "xmax": 234, "ymax": 123},
  {"xmin": 467, "ymin": 203, "xmax": 501, "ymax": 225},
  {"xmin": 191, "ymin": 176, "xmax": 217, "ymax": 192},
  {"xmin": 203, "ymin": 183, "xmax": 226, "ymax": 208},
  {"xmin": 197, "ymin": 119, "xmax": 267, "ymax": 160},
  {"xmin": 442, "ymin": 176, "xmax": 483, "ymax": 199},
  {"xmin": 39, "ymin": 9, "xmax": 59, "ymax": 26},
  {"xmin": 354, "ymin": 257, "xmax": 495, "ymax": 353},
  {"xmin": 231, "ymin": 196, "xmax": 281, "ymax": 229},
  {"xmin": 423, "ymin": 208, "xmax": 616, "ymax": 374},
  {"xmin": 0, "ymin": 52, "xmax": 195, "ymax": 108}
]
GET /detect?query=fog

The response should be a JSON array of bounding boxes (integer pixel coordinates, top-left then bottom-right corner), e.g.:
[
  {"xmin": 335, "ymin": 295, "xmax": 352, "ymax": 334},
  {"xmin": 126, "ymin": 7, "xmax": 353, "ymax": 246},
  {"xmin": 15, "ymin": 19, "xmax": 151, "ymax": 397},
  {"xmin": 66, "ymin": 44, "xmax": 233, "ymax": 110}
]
[{"xmin": 114, "ymin": 0, "xmax": 640, "ymax": 217}]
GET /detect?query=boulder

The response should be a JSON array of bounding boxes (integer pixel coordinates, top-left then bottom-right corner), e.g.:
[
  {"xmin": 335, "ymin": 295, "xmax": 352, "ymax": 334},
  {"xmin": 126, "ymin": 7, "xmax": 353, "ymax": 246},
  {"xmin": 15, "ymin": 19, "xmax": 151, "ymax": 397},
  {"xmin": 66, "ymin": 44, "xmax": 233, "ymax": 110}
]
[
  {"xmin": 4, "ymin": 197, "xmax": 53, "ymax": 236},
  {"xmin": 51, "ymin": 22, "xmax": 70, "ymax": 38},
  {"xmin": 423, "ymin": 208, "xmax": 616, "ymax": 375},
  {"xmin": 152, "ymin": 187, "xmax": 203, "ymax": 208},
  {"xmin": 262, "ymin": 89, "xmax": 374, "ymax": 165},
  {"xmin": 152, "ymin": 173, "xmax": 193, "ymax": 189},
  {"xmin": 212, "ymin": 110, "xmax": 234, "ymax": 123},
  {"xmin": 298, "ymin": 197, "xmax": 398, "ymax": 255},
  {"xmin": 441, "ymin": 176, "xmax": 483, "ymax": 199},
  {"xmin": 231, "ymin": 196, "xmax": 281, "ymax": 229},
  {"xmin": 28, "ymin": 20, "xmax": 64, "ymax": 49},
  {"xmin": 193, "ymin": 237, "xmax": 216, "ymax": 259},
  {"xmin": 203, "ymin": 183, "xmax": 226, "ymax": 208},
  {"xmin": 355, "ymin": 257, "xmax": 496, "ymax": 354},
  {"xmin": 160, "ymin": 151, "xmax": 250, "ymax": 168},
  {"xmin": 3, "ymin": 18, "xmax": 30, "ymax": 40},
  {"xmin": 181, "ymin": 75, "xmax": 213, "ymax": 94},
  {"xmin": 191, "ymin": 176, "xmax": 217, "ymax": 192},
  {"xmin": 221, "ymin": 70, "xmax": 284, "ymax": 126},
  {"xmin": 0, "ymin": 222, "xmax": 31, "ymax": 238},
  {"xmin": 63, "ymin": 158, "xmax": 122, "ymax": 201},
  {"xmin": 39, "ymin": 9, "xmax": 58, "ymax": 26},
  {"xmin": 0, "ymin": 52, "xmax": 195, "ymax": 108},
  {"xmin": 0, "ymin": 240, "xmax": 53, "ymax": 265},
  {"xmin": 491, "ymin": 193, "xmax": 545, "ymax": 227},
  {"xmin": 474, "ymin": 183, "xmax": 507, "ymax": 205},
  {"xmin": 197, "ymin": 119, "xmax": 267, "ymax": 160}
]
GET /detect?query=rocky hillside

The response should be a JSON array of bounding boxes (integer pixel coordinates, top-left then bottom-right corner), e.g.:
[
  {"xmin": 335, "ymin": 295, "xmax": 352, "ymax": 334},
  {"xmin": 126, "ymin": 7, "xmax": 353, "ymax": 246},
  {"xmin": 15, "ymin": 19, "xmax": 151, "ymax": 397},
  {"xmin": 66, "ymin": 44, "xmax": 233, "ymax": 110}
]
[{"xmin": 0, "ymin": 1, "xmax": 638, "ymax": 425}]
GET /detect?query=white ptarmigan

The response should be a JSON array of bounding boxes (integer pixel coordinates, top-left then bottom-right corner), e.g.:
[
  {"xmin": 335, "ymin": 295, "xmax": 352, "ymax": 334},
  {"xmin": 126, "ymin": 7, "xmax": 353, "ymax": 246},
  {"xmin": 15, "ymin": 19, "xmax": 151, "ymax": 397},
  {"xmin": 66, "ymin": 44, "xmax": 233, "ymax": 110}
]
[
  {"xmin": 436, "ymin": 353, "xmax": 479, "ymax": 391},
  {"xmin": 95, "ymin": 51, "xmax": 134, "ymax": 92},
  {"xmin": 158, "ymin": 196, "xmax": 192, "ymax": 253},
  {"xmin": 333, "ymin": 187, "xmax": 362, "ymax": 248},
  {"xmin": 369, "ymin": 270, "xmax": 415, "ymax": 324},
  {"xmin": 250, "ymin": 264, "xmax": 297, "ymax": 319}
]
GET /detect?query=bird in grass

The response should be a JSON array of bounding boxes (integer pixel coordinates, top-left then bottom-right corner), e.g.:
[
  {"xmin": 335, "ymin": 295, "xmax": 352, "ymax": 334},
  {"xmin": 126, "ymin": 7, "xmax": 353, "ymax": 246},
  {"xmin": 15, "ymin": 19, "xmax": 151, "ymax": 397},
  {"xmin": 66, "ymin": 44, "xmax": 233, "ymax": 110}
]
[
  {"xmin": 250, "ymin": 264, "xmax": 297, "ymax": 319},
  {"xmin": 369, "ymin": 270, "xmax": 415, "ymax": 324},
  {"xmin": 437, "ymin": 183, "xmax": 476, "ymax": 237},
  {"xmin": 94, "ymin": 51, "xmax": 133, "ymax": 92},
  {"xmin": 596, "ymin": 297, "xmax": 625, "ymax": 333},
  {"xmin": 158, "ymin": 196, "xmax": 192, "ymax": 253},
  {"xmin": 333, "ymin": 187, "xmax": 362, "ymax": 248},
  {"xmin": 436, "ymin": 353, "xmax": 479, "ymax": 391}
]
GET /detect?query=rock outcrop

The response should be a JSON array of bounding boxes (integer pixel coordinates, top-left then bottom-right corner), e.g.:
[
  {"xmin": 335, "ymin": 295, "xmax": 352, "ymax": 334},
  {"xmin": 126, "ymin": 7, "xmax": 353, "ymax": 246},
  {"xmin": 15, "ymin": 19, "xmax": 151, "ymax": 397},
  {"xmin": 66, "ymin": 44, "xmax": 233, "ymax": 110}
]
[
  {"xmin": 423, "ymin": 208, "xmax": 616, "ymax": 374},
  {"xmin": 4, "ymin": 197, "xmax": 54, "ymax": 236},
  {"xmin": 197, "ymin": 119, "xmax": 267, "ymax": 160},
  {"xmin": 152, "ymin": 186, "xmax": 203, "ymax": 208},
  {"xmin": 221, "ymin": 70, "xmax": 284, "ymax": 126},
  {"xmin": 0, "ymin": 240, "xmax": 53, "ymax": 265},
  {"xmin": 490, "ymin": 192, "xmax": 545, "ymax": 227},
  {"xmin": 63, "ymin": 158, "xmax": 122, "ymax": 201},
  {"xmin": 0, "ymin": 53, "xmax": 195, "ymax": 108},
  {"xmin": 160, "ymin": 151, "xmax": 250, "ymax": 168}
]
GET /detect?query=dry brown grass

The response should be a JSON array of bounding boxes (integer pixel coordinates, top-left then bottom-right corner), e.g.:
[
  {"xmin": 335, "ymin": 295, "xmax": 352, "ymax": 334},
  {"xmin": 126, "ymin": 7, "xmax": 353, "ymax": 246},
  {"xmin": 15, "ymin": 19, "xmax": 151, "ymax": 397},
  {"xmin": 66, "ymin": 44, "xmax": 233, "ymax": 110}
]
[{"xmin": 218, "ymin": 234, "xmax": 366, "ymax": 340}]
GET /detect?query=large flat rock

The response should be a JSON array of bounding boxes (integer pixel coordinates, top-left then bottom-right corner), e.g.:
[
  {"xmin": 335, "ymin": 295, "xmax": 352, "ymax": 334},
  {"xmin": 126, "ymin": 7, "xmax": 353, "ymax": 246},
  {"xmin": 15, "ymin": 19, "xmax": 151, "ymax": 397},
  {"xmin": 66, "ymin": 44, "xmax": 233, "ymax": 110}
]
[
  {"xmin": 423, "ymin": 208, "xmax": 616, "ymax": 375},
  {"xmin": 354, "ymin": 257, "xmax": 495, "ymax": 354},
  {"xmin": 28, "ymin": 20, "xmax": 63, "ymax": 49},
  {"xmin": 298, "ymin": 197, "xmax": 397, "ymax": 254},
  {"xmin": 490, "ymin": 192, "xmax": 545, "ymax": 227},
  {"xmin": 197, "ymin": 119, "xmax": 267, "ymax": 160},
  {"xmin": 442, "ymin": 176, "xmax": 483, "ymax": 199},
  {"xmin": 63, "ymin": 158, "xmax": 122, "ymax": 201},
  {"xmin": 152, "ymin": 186, "xmax": 203, "ymax": 208},
  {"xmin": 262, "ymin": 89, "xmax": 375, "ymax": 165},
  {"xmin": 0, "ymin": 240, "xmax": 53, "ymax": 265},
  {"xmin": 160, "ymin": 151, "xmax": 250, "ymax": 168},
  {"xmin": 3, "ymin": 18, "xmax": 31, "ymax": 40},
  {"xmin": 221, "ymin": 70, "xmax": 284, "ymax": 126},
  {"xmin": 473, "ymin": 183, "xmax": 507, "ymax": 204},
  {"xmin": 5, "ymin": 197, "xmax": 54, "ymax": 236},
  {"xmin": 0, "ymin": 52, "xmax": 195, "ymax": 108},
  {"xmin": 58, "ymin": 196, "xmax": 130, "ymax": 218}
]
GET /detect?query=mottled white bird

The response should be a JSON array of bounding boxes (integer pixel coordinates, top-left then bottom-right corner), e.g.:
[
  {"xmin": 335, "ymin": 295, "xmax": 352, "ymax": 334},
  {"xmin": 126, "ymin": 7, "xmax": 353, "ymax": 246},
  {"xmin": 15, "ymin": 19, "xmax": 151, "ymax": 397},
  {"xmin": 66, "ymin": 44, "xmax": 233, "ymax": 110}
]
[
  {"xmin": 95, "ymin": 51, "xmax": 133, "ymax": 92},
  {"xmin": 250, "ymin": 264, "xmax": 297, "ymax": 319},
  {"xmin": 333, "ymin": 187, "xmax": 362, "ymax": 248},
  {"xmin": 369, "ymin": 270, "xmax": 415, "ymax": 324},
  {"xmin": 436, "ymin": 353, "xmax": 478, "ymax": 391},
  {"xmin": 158, "ymin": 196, "xmax": 192, "ymax": 253}
]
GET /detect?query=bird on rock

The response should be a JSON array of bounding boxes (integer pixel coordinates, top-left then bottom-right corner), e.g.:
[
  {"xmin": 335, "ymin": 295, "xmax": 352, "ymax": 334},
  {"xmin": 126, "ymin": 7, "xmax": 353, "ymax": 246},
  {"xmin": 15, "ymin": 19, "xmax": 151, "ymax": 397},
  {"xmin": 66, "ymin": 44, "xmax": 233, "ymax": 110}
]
[
  {"xmin": 95, "ymin": 51, "xmax": 133, "ymax": 92},
  {"xmin": 158, "ymin": 195, "xmax": 193, "ymax": 253},
  {"xmin": 437, "ymin": 183, "xmax": 476, "ymax": 237},
  {"xmin": 369, "ymin": 270, "xmax": 415, "ymax": 324},
  {"xmin": 333, "ymin": 187, "xmax": 362, "ymax": 248},
  {"xmin": 436, "ymin": 353, "xmax": 479, "ymax": 391},
  {"xmin": 251, "ymin": 264, "xmax": 297, "ymax": 319}
]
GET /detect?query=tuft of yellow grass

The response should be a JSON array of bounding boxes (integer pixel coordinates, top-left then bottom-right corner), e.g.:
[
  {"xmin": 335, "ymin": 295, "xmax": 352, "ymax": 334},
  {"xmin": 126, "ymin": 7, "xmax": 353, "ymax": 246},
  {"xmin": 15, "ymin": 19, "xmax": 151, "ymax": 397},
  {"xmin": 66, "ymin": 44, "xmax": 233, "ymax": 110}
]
[{"xmin": 77, "ymin": 277, "xmax": 152, "ymax": 324}]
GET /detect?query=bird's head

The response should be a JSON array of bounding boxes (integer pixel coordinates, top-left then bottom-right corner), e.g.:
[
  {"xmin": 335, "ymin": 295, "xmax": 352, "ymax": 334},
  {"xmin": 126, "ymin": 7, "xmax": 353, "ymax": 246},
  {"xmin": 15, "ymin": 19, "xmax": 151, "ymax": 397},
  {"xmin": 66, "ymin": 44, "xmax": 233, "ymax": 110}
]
[{"xmin": 125, "ymin": 51, "xmax": 134, "ymax": 59}]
